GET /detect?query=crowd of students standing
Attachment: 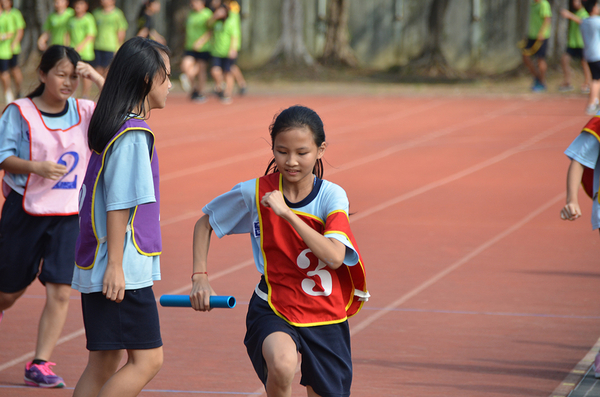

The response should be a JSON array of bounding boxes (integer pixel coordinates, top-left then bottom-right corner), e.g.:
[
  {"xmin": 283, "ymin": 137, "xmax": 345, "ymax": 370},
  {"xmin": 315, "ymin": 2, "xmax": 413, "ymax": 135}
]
[{"xmin": 0, "ymin": 0, "xmax": 245, "ymax": 106}]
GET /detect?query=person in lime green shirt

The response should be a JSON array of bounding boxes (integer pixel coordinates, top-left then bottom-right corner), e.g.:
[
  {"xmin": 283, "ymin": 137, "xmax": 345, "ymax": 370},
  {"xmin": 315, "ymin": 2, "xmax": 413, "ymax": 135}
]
[
  {"xmin": 0, "ymin": 7, "xmax": 14, "ymax": 104},
  {"xmin": 180, "ymin": 0, "xmax": 213, "ymax": 102},
  {"xmin": 2, "ymin": 0, "xmax": 24, "ymax": 98},
  {"xmin": 67, "ymin": 0, "xmax": 97, "ymax": 98},
  {"xmin": 209, "ymin": 0, "xmax": 239, "ymax": 104},
  {"xmin": 92, "ymin": 0, "xmax": 128, "ymax": 76},
  {"xmin": 523, "ymin": 0, "xmax": 552, "ymax": 92},
  {"xmin": 559, "ymin": 0, "xmax": 592, "ymax": 93},
  {"xmin": 224, "ymin": 0, "xmax": 247, "ymax": 95},
  {"xmin": 38, "ymin": 0, "xmax": 73, "ymax": 51}
]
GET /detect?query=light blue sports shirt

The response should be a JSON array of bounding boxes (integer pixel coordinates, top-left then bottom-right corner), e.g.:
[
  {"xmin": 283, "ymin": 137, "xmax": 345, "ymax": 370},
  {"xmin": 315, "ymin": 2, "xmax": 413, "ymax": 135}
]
[
  {"xmin": 565, "ymin": 132, "xmax": 600, "ymax": 229},
  {"xmin": 202, "ymin": 177, "xmax": 360, "ymax": 275},
  {"xmin": 71, "ymin": 130, "xmax": 161, "ymax": 293},
  {"xmin": 581, "ymin": 16, "xmax": 600, "ymax": 62}
]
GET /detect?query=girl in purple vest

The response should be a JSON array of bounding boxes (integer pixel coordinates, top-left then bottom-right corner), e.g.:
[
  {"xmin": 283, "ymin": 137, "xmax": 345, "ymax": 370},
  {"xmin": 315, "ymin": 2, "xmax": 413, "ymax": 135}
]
[
  {"xmin": 0, "ymin": 45, "xmax": 103, "ymax": 388},
  {"xmin": 190, "ymin": 105, "xmax": 368, "ymax": 397},
  {"xmin": 72, "ymin": 36, "xmax": 171, "ymax": 397}
]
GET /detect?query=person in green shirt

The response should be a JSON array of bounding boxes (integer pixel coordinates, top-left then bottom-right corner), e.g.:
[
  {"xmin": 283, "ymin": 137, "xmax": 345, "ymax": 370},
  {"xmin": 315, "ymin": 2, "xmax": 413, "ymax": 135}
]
[
  {"xmin": 67, "ymin": 0, "xmax": 97, "ymax": 98},
  {"xmin": 224, "ymin": 0, "xmax": 247, "ymax": 95},
  {"xmin": 180, "ymin": 0, "xmax": 212, "ymax": 102},
  {"xmin": 0, "ymin": 6, "xmax": 14, "ymax": 104},
  {"xmin": 209, "ymin": 0, "xmax": 239, "ymax": 104},
  {"xmin": 559, "ymin": 0, "xmax": 592, "ymax": 93},
  {"xmin": 38, "ymin": 0, "xmax": 74, "ymax": 51},
  {"xmin": 522, "ymin": 0, "xmax": 552, "ymax": 92},
  {"xmin": 92, "ymin": 0, "xmax": 128, "ymax": 76},
  {"xmin": 2, "ymin": 0, "xmax": 23, "ymax": 98}
]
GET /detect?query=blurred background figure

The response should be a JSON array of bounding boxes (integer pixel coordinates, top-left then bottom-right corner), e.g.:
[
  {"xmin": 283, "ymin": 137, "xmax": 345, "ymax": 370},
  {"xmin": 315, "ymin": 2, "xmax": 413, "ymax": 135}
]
[
  {"xmin": 180, "ymin": 0, "xmax": 212, "ymax": 103},
  {"xmin": 92, "ymin": 0, "xmax": 128, "ymax": 77},
  {"xmin": 136, "ymin": 0, "xmax": 166, "ymax": 45},
  {"xmin": 38, "ymin": 0, "xmax": 74, "ymax": 52},
  {"xmin": 3, "ymin": 0, "xmax": 24, "ymax": 99}
]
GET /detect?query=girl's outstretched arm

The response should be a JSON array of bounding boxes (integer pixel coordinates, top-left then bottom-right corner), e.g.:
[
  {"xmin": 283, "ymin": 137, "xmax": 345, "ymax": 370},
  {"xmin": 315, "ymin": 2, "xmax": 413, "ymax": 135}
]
[
  {"xmin": 561, "ymin": 159, "xmax": 585, "ymax": 221},
  {"xmin": 261, "ymin": 190, "xmax": 346, "ymax": 270},
  {"xmin": 76, "ymin": 61, "xmax": 105, "ymax": 90},
  {"xmin": 190, "ymin": 214, "xmax": 216, "ymax": 311},
  {"xmin": 560, "ymin": 9, "xmax": 583, "ymax": 24},
  {"xmin": 104, "ymin": 209, "xmax": 129, "ymax": 302}
]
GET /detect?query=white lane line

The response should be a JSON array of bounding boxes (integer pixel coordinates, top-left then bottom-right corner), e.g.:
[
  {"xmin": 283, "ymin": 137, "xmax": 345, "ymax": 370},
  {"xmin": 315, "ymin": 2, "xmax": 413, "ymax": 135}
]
[{"xmin": 350, "ymin": 193, "xmax": 565, "ymax": 336}]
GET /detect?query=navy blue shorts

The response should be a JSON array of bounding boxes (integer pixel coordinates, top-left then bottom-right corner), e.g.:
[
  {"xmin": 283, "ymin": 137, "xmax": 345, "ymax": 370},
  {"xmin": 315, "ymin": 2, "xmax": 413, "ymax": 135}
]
[
  {"xmin": 184, "ymin": 50, "xmax": 211, "ymax": 62},
  {"xmin": 0, "ymin": 58, "xmax": 10, "ymax": 72},
  {"xmin": 81, "ymin": 286, "xmax": 162, "ymax": 351},
  {"xmin": 525, "ymin": 38, "xmax": 548, "ymax": 59},
  {"xmin": 212, "ymin": 56, "xmax": 235, "ymax": 72},
  {"xmin": 244, "ymin": 278, "xmax": 352, "ymax": 397},
  {"xmin": 9, "ymin": 54, "xmax": 18, "ymax": 69},
  {"xmin": 93, "ymin": 50, "xmax": 114, "ymax": 68},
  {"xmin": 0, "ymin": 190, "xmax": 79, "ymax": 293},
  {"xmin": 566, "ymin": 47, "xmax": 584, "ymax": 60}
]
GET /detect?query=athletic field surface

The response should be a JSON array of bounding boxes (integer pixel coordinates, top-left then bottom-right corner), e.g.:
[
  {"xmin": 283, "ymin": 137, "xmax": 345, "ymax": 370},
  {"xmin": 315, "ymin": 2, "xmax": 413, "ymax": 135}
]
[{"xmin": 0, "ymin": 89, "xmax": 599, "ymax": 397}]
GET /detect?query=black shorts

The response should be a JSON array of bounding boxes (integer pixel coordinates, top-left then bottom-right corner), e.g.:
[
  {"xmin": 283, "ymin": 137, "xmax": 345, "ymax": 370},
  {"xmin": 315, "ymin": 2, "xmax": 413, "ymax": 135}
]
[
  {"xmin": 211, "ymin": 56, "xmax": 235, "ymax": 72},
  {"xmin": 81, "ymin": 286, "xmax": 162, "ymax": 351},
  {"xmin": 0, "ymin": 190, "xmax": 79, "ymax": 293},
  {"xmin": 589, "ymin": 60, "xmax": 600, "ymax": 80},
  {"xmin": 525, "ymin": 38, "xmax": 548, "ymax": 59},
  {"xmin": 0, "ymin": 58, "xmax": 10, "ymax": 72},
  {"xmin": 244, "ymin": 278, "xmax": 352, "ymax": 397},
  {"xmin": 183, "ymin": 50, "xmax": 211, "ymax": 62},
  {"xmin": 566, "ymin": 47, "xmax": 584, "ymax": 60},
  {"xmin": 9, "ymin": 54, "xmax": 18, "ymax": 69},
  {"xmin": 93, "ymin": 50, "xmax": 114, "ymax": 68}
]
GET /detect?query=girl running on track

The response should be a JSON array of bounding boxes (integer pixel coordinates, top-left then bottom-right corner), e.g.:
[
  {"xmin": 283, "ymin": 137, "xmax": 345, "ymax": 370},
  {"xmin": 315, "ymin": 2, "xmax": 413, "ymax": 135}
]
[
  {"xmin": 0, "ymin": 45, "xmax": 103, "ymax": 388},
  {"xmin": 72, "ymin": 36, "xmax": 171, "ymax": 397},
  {"xmin": 190, "ymin": 105, "xmax": 369, "ymax": 397}
]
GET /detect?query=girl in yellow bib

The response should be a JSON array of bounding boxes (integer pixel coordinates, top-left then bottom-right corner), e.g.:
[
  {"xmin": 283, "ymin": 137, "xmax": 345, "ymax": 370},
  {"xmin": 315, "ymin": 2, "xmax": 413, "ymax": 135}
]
[{"xmin": 190, "ymin": 105, "xmax": 368, "ymax": 397}]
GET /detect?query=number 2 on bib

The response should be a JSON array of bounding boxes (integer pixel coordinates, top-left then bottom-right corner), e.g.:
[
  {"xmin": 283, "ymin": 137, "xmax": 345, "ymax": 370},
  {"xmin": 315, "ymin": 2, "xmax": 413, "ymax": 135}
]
[
  {"xmin": 297, "ymin": 248, "xmax": 333, "ymax": 297},
  {"xmin": 52, "ymin": 151, "xmax": 79, "ymax": 190}
]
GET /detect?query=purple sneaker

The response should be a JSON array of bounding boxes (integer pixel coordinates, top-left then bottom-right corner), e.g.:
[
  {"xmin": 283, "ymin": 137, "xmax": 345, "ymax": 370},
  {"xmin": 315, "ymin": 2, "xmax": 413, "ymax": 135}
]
[{"xmin": 24, "ymin": 361, "xmax": 65, "ymax": 388}]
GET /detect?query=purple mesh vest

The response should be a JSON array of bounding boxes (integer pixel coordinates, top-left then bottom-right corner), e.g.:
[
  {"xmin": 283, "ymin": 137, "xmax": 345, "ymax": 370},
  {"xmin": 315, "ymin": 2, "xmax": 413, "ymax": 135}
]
[{"xmin": 75, "ymin": 118, "xmax": 161, "ymax": 270}]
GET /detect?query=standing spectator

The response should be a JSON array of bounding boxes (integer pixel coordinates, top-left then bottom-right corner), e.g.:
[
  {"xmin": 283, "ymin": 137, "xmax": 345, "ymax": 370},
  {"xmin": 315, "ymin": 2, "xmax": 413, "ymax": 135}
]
[
  {"xmin": 180, "ymin": 0, "xmax": 212, "ymax": 102},
  {"xmin": 67, "ymin": 0, "xmax": 97, "ymax": 99},
  {"xmin": 92, "ymin": 0, "xmax": 128, "ymax": 76},
  {"xmin": 209, "ymin": 0, "xmax": 238, "ymax": 104},
  {"xmin": 559, "ymin": 0, "xmax": 592, "ymax": 94},
  {"xmin": 522, "ymin": 0, "xmax": 552, "ymax": 92},
  {"xmin": 580, "ymin": 1, "xmax": 600, "ymax": 114},
  {"xmin": 2, "ymin": 0, "xmax": 24, "ymax": 99},
  {"xmin": 38, "ymin": 0, "xmax": 74, "ymax": 51},
  {"xmin": 225, "ymin": 0, "xmax": 246, "ymax": 95},
  {"xmin": 0, "ymin": 4, "xmax": 13, "ymax": 104},
  {"xmin": 136, "ymin": 0, "xmax": 166, "ymax": 45}
]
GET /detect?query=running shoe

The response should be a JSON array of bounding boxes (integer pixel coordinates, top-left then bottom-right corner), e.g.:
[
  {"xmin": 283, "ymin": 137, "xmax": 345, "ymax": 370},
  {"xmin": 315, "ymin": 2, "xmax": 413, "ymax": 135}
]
[
  {"xmin": 238, "ymin": 86, "xmax": 247, "ymax": 96},
  {"xmin": 191, "ymin": 91, "xmax": 207, "ymax": 103},
  {"xmin": 582, "ymin": 85, "xmax": 591, "ymax": 94},
  {"xmin": 220, "ymin": 96, "xmax": 232, "ymax": 105},
  {"xmin": 179, "ymin": 74, "xmax": 192, "ymax": 93},
  {"xmin": 585, "ymin": 99, "xmax": 599, "ymax": 115},
  {"xmin": 24, "ymin": 361, "xmax": 65, "ymax": 388},
  {"xmin": 558, "ymin": 84, "xmax": 574, "ymax": 92}
]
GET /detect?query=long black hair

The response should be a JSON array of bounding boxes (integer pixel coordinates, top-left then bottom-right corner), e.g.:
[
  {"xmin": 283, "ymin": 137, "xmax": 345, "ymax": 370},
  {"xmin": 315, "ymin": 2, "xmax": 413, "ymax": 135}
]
[
  {"xmin": 88, "ymin": 37, "xmax": 170, "ymax": 153},
  {"xmin": 27, "ymin": 45, "xmax": 81, "ymax": 99},
  {"xmin": 264, "ymin": 105, "xmax": 326, "ymax": 179}
]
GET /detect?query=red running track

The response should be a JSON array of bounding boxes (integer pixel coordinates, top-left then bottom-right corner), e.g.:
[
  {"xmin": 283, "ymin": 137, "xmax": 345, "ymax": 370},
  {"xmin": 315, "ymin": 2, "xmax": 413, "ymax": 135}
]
[{"xmin": 0, "ymin": 92, "xmax": 598, "ymax": 397}]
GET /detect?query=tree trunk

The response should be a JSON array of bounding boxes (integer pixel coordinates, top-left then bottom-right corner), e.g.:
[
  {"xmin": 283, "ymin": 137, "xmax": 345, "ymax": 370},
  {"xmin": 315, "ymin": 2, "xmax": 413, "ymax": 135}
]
[
  {"xmin": 320, "ymin": 0, "xmax": 357, "ymax": 67},
  {"xmin": 412, "ymin": 0, "xmax": 455, "ymax": 77},
  {"xmin": 270, "ymin": 0, "xmax": 313, "ymax": 66}
]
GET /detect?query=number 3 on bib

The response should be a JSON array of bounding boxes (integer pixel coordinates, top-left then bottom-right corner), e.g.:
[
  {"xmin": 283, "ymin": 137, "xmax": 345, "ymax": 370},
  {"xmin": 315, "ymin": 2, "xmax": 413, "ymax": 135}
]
[{"xmin": 297, "ymin": 248, "xmax": 333, "ymax": 297}]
